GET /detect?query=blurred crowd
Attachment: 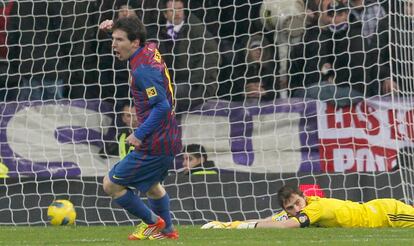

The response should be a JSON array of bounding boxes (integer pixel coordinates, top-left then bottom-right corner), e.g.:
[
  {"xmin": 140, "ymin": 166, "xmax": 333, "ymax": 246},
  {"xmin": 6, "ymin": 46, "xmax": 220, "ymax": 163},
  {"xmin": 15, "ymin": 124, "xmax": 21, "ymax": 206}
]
[{"xmin": 0, "ymin": 0, "xmax": 413, "ymax": 110}]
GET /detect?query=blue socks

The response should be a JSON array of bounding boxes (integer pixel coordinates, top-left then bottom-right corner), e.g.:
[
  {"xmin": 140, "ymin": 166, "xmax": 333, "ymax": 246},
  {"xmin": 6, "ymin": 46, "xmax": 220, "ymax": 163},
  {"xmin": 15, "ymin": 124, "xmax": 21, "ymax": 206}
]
[
  {"xmin": 148, "ymin": 194, "xmax": 173, "ymax": 233},
  {"xmin": 114, "ymin": 189, "xmax": 173, "ymax": 232},
  {"xmin": 115, "ymin": 189, "xmax": 158, "ymax": 225}
]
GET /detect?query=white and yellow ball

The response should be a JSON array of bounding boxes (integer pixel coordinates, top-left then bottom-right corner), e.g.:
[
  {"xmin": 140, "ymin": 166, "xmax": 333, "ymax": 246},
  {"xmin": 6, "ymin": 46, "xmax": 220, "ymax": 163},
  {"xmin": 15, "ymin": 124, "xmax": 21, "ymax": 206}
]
[{"xmin": 47, "ymin": 199, "xmax": 76, "ymax": 226}]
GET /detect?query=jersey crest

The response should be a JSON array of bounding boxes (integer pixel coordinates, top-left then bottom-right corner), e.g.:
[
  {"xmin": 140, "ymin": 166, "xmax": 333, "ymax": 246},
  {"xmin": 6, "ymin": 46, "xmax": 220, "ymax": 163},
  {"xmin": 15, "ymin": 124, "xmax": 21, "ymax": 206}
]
[{"xmin": 146, "ymin": 86, "xmax": 158, "ymax": 98}]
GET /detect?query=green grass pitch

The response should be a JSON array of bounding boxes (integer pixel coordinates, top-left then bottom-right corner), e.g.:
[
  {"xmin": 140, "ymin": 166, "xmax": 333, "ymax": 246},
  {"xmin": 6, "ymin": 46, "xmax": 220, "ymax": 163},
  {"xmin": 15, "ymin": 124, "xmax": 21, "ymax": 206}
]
[{"xmin": 0, "ymin": 226, "xmax": 413, "ymax": 245}]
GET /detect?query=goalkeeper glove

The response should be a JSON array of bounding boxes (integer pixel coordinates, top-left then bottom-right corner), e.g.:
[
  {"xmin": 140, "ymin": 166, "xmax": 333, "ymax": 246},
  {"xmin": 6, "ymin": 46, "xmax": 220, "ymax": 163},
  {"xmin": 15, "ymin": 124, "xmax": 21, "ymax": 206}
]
[
  {"xmin": 201, "ymin": 221, "xmax": 230, "ymax": 229},
  {"xmin": 228, "ymin": 221, "xmax": 258, "ymax": 229},
  {"xmin": 201, "ymin": 221, "xmax": 257, "ymax": 229}
]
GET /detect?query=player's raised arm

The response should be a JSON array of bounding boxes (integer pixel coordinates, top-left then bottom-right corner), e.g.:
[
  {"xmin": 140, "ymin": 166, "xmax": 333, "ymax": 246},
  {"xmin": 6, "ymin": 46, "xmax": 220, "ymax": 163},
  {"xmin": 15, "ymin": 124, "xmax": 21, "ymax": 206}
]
[{"xmin": 99, "ymin": 19, "xmax": 114, "ymax": 32}]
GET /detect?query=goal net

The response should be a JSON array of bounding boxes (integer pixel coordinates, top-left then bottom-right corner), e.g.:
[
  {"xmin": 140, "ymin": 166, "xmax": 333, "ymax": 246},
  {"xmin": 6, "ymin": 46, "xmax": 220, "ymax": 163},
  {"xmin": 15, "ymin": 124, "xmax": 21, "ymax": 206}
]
[{"xmin": 0, "ymin": 0, "xmax": 413, "ymax": 226}]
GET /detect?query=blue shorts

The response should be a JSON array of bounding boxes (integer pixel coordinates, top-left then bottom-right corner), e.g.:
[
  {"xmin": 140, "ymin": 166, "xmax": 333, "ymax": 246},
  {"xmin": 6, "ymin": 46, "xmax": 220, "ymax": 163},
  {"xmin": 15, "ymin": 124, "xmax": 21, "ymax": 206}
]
[{"xmin": 108, "ymin": 151, "xmax": 173, "ymax": 193}]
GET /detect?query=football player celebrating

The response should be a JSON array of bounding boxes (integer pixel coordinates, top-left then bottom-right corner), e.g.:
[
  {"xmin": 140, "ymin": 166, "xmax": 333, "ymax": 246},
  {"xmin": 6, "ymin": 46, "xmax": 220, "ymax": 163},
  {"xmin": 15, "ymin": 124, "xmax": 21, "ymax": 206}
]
[{"xmin": 100, "ymin": 16, "xmax": 181, "ymax": 240}]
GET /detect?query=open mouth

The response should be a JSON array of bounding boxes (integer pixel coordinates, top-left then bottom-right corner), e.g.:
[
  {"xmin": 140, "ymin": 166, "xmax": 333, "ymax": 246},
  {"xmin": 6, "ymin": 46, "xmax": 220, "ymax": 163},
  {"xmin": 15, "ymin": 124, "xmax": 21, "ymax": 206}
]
[{"xmin": 113, "ymin": 50, "xmax": 120, "ymax": 58}]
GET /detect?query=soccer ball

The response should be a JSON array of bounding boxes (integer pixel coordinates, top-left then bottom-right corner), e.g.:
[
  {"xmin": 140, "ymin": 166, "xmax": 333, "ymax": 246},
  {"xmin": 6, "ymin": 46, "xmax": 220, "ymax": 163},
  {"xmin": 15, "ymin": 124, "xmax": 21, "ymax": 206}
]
[{"xmin": 47, "ymin": 199, "xmax": 76, "ymax": 226}]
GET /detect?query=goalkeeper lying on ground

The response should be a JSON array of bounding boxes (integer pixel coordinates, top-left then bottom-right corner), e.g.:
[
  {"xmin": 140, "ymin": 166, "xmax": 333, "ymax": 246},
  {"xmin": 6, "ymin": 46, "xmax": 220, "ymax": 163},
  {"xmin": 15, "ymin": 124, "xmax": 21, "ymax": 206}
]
[{"xmin": 202, "ymin": 185, "xmax": 414, "ymax": 229}]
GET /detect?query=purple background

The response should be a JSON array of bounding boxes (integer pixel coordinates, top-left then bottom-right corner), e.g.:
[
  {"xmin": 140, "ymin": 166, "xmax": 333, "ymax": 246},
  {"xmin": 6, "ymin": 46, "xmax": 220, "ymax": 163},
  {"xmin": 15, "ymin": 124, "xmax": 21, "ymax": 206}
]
[{"xmin": 0, "ymin": 99, "xmax": 319, "ymax": 177}]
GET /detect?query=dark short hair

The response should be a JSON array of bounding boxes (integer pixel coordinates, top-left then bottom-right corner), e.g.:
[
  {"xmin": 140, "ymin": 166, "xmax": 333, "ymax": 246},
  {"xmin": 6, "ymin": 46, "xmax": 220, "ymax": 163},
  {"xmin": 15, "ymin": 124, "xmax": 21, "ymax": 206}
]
[
  {"xmin": 112, "ymin": 16, "xmax": 147, "ymax": 43},
  {"xmin": 115, "ymin": 99, "xmax": 133, "ymax": 112},
  {"xmin": 161, "ymin": 0, "xmax": 186, "ymax": 10},
  {"xmin": 183, "ymin": 144, "xmax": 207, "ymax": 161},
  {"xmin": 113, "ymin": 100, "xmax": 134, "ymax": 126},
  {"xmin": 277, "ymin": 185, "xmax": 304, "ymax": 209}
]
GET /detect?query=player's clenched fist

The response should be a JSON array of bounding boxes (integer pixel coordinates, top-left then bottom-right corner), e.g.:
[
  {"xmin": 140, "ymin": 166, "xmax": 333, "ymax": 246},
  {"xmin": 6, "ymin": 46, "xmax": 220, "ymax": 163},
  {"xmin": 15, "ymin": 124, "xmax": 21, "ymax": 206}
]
[
  {"xmin": 126, "ymin": 134, "xmax": 142, "ymax": 148},
  {"xmin": 99, "ymin": 19, "xmax": 114, "ymax": 32}
]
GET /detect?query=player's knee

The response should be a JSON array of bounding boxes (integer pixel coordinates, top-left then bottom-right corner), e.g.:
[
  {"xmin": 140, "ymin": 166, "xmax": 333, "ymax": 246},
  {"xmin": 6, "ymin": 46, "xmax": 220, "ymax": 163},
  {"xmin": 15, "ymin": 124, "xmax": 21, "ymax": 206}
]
[
  {"xmin": 102, "ymin": 176, "xmax": 112, "ymax": 195},
  {"xmin": 103, "ymin": 176, "xmax": 127, "ymax": 199},
  {"xmin": 103, "ymin": 175, "xmax": 118, "ymax": 197},
  {"xmin": 146, "ymin": 183, "xmax": 166, "ymax": 199}
]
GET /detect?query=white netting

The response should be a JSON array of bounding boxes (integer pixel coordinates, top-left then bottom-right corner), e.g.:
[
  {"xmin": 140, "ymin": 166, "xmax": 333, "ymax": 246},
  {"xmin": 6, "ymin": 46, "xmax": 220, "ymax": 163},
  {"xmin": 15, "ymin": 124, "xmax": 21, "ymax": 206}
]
[
  {"xmin": 390, "ymin": 0, "xmax": 414, "ymax": 203},
  {"xmin": 0, "ymin": 0, "xmax": 414, "ymax": 225}
]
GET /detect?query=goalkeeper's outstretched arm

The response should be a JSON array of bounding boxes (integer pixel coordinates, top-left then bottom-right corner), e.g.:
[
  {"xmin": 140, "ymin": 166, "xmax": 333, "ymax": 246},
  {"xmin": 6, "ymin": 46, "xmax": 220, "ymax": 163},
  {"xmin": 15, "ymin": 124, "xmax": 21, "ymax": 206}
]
[
  {"xmin": 233, "ymin": 217, "xmax": 300, "ymax": 229},
  {"xmin": 201, "ymin": 217, "xmax": 300, "ymax": 229},
  {"xmin": 201, "ymin": 209, "xmax": 301, "ymax": 229},
  {"xmin": 255, "ymin": 218, "xmax": 300, "ymax": 229},
  {"xmin": 246, "ymin": 210, "xmax": 301, "ymax": 228}
]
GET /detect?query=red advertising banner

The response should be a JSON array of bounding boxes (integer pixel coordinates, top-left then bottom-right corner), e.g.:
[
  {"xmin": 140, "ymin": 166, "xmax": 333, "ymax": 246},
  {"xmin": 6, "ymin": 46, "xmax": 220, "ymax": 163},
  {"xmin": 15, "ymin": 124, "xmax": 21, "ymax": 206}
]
[{"xmin": 318, "ymin": 99, "xmax": 414, "ymax": 172}]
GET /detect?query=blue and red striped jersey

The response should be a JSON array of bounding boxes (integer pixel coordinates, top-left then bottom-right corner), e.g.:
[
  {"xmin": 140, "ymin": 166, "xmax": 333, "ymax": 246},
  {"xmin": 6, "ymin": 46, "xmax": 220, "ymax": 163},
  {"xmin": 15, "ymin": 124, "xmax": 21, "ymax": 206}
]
[{"xmin": 128, "ymin": 42, "xmax": 182, "ymax": 156}]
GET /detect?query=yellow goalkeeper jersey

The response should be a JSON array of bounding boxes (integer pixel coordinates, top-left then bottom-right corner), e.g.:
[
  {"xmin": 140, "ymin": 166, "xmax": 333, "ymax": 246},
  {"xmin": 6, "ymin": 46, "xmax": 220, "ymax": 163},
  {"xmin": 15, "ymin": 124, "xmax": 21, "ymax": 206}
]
[{"xmin": 292, "ymin": 196, "xmax": 414, "ymax": 228}]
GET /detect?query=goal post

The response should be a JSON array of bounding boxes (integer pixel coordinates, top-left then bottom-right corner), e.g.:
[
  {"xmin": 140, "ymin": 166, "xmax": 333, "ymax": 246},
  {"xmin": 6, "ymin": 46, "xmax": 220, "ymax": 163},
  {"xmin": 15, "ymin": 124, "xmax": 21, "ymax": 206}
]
[
  {"xmin": 1, "ymin": 0, "xmax": 414, "ymax": 226},
  {"xmin": 390, "ymin": 0, "xmax": 414, "ymax": 204}
]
